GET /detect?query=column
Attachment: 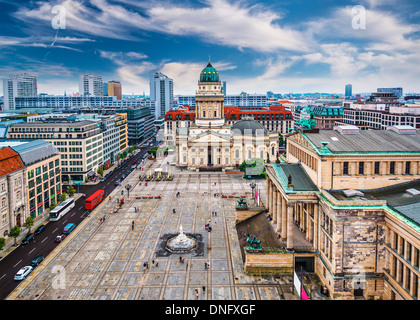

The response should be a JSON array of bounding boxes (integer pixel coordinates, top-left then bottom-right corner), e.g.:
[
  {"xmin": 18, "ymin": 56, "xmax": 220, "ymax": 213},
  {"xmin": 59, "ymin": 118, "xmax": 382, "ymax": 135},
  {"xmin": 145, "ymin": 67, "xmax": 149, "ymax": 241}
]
[
  {"xmin": 412, "ymin": 246, "xmax": 418, "ymax": 268},
  {"xmin": 269, "ymin": 182, "xmax": 274, "ymax": 217},
  {"xmin": 272, "ymin": 190, "xmax": 278, "ymax": 224},
  {"xmin": 281, "ymin": 197, "xmax": 287, "ymax": 241},
  {"xmin": 409, "ymin": 270, "xmax": 416, "ymax": 298},
  {"xmin": 267, "ymin": 181, "xmax": 272, "ymax": 216},
  {"xmin": 313, "ymin": 204, "xmax": 319, "ymax": 251},
  {"xmin": 276, "ymin": 193, "xmax": 282, "ymax": 233},
  {"xmin": 390, "ymin": 254, "xmax": 396, "ymax": 277},
  {"xmin": 287, "ymin": 203, "xmax": 294, "ymax": 249}
]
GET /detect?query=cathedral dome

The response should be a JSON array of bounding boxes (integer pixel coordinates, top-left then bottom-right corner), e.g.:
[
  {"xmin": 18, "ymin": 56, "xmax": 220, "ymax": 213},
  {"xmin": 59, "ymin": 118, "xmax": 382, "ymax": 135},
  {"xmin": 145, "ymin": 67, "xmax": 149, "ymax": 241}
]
[
  {"xmin": 231, "ymin": 118, "xmax": 268, "ymax": 136},
  {"xmin": 200, "ymin": 59, "xmax": 219, "ymax": 82}
]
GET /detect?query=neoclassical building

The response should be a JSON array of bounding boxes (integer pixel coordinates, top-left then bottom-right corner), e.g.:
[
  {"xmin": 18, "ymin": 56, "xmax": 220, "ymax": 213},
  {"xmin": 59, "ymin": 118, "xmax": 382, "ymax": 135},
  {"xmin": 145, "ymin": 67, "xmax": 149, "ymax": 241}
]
[
  {"xmin": 264, "ymin": 125, "xmax": 420, "ymax": 300},
  {"xmin": 176, "ymin": 58, "xmax": 279, "ymax": 169}
]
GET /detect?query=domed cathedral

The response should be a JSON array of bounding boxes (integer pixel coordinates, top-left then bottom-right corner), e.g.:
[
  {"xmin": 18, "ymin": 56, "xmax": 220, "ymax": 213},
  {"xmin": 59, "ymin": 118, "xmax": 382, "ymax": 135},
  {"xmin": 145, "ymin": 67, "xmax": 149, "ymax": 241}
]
[{"xmin": 176, "ymin": 57, "xmax": 279, "ymax": 170}]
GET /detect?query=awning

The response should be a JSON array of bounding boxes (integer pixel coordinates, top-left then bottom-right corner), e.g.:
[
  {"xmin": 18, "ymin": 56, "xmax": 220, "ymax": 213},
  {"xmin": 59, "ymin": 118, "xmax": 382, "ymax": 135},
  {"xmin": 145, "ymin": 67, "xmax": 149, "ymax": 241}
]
[{"xmin": 87, "ymin": 171, "xmax": 95, "ymax": 177}]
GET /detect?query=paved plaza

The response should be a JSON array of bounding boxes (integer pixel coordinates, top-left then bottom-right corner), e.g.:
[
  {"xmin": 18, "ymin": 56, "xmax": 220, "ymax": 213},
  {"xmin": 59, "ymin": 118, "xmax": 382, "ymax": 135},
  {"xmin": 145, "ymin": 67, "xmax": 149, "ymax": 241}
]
[{"xmin": 8, "ymin": 156, "xmax": 323, "ymax": 300}]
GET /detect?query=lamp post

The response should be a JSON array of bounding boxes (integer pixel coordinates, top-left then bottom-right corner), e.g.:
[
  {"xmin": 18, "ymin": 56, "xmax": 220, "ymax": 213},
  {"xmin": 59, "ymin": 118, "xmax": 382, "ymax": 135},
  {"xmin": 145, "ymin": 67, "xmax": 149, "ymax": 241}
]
[
  {"xmin": 125, "ymin": 184, "xmax": 132, "ymax": 199},
  {"xmin": 250, "ymin": 181, "xmax": 256, "ymax": 205}
]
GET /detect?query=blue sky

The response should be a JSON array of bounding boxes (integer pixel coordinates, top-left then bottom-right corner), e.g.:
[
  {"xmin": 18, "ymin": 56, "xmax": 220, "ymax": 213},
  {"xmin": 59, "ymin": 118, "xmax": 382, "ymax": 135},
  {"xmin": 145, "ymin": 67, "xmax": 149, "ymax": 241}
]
[{"xmin": 0, "ymin": 0, "xmax": 420, "ymax": 96}]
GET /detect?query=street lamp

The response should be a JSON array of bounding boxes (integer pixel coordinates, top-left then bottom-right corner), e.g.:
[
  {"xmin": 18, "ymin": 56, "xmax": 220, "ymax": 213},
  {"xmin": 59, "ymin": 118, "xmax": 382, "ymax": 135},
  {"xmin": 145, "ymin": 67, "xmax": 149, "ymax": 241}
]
[
  {"xmin": 125, "ymin": 184, "xmax": 132, "ymax": 199},
  {"xmin": 249, "ymin": 181, "xmax": 256, "ymax": 204}
]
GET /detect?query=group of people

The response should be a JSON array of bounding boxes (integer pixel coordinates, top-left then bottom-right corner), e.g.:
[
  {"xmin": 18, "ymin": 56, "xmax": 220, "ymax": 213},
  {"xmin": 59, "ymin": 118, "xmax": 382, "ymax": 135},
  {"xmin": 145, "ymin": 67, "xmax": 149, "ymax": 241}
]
[
  {"xmin": 205, "ymin": 222, "xmax": 212, "ymax": 232},
  {"xmin": 143, "ymin": 259, "xmax": 159, "ymax": 271}
]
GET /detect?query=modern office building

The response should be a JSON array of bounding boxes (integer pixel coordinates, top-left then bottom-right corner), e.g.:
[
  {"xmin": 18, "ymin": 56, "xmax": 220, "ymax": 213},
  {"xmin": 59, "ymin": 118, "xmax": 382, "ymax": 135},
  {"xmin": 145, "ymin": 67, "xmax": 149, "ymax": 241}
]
[
  {"xmin": 107, "ymin": 80, "xmax": 122, "ymax": 100},
  {"xmin": 119, "ymin": 107, "xmax": 155, "ymax": 145},
  {"xmin": 7, "ymin": 120, "xmax": 103, "ymax": 182},
  {"xmin": 79, "ymin": 73, "xmax": 103, "ymax": 97},
  {"xmin": 176, "ymin": 92, "xmax": 268, "ymax": 108},
  {"xmin": 264, "ymin": 125, "xmax": 420, "ymax": 300},
  {"xmin": 345, "ymin": 84, "xmax": 352, "ymax": 98},
  {"xmin": 378, "ymin": 87, "xmax": 403, "ymax": 98},
  {"xmin": 150, "ymin": 72, "xmax": 174, "ymax": 119},
  {"xmin": 3, "ymin": 73, "xmax": 37, "ymax": 110},
  {"xmin": 115, "ymin": 113, "xmax": 128, "ymax": 153}
]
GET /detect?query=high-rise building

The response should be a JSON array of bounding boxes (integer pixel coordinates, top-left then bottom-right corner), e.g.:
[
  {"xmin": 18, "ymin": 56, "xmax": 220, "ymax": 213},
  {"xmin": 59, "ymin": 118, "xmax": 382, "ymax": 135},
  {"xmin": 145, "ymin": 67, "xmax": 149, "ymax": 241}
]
[
  {"xmin": 108, "ymin": 80, "xmax": 122, "ymax": 100},
  {"xmin": 149, "ymin": 72, "xmax": 174, "ymax": 119},
  {"xmin": 345, "ymin": 84, "xmax": 352, "ymax": 98},
  {"xmin": 103, "ymin": 82, "xmax": 108, "ymax": 96},
  {"xmin": 79, "ymin": 73, "xmax": 103, "ymax": 96},
  {"xmin": 3, "ymin": 73, "xmax": 37, "ymax": 110}
]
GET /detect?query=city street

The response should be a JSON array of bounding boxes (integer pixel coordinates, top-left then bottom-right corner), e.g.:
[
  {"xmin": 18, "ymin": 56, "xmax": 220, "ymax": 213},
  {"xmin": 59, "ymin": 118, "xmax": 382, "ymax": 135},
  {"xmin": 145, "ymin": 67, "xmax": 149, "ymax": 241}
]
[{"xmin": 0, "ymin": 141, "xmax": 157, "ymax": 300}]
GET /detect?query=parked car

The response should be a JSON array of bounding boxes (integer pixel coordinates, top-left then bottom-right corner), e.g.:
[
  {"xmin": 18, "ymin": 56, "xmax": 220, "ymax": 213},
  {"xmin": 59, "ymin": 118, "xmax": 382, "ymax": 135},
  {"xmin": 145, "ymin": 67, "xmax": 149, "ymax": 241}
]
[
  {"xmin": 14, "ymin": 266, "xmax": 33, "ymax": 280},
  {"xmin": 21, "ymin": 233, "xmax": 35, "ymax": 245},
  {"xmin": 115, "ymin": 180, "xmax": 120, "ymax": 186},
  {"xmin": 34, "ymin": 225, "xmax": 45, "ymax": 235},
  {"xmin": 55, "ymin": 234, "xmax": 66, "ymax": 243},
  {"xmin": 101, "ymin": 177, "xmax": 106, "ymax": 182},
  {"xmin": 31, "ymin": 255, "xmax": 44, "ymax": 267}
]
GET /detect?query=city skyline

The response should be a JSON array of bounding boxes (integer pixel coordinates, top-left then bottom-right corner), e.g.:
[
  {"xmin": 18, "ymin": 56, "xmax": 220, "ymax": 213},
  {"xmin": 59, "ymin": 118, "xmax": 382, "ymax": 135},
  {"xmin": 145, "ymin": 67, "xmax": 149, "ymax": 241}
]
[{"xmin": 0, "ymin": 0, "xmax": 420, "ymax": 96}]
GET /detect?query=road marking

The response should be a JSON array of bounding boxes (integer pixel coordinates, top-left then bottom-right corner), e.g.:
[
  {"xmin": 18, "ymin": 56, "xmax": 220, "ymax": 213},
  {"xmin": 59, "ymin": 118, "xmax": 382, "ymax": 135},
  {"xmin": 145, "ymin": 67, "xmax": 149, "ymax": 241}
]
[
  {"xmin": 13, "ymin": 260, "xmax": 22, "ymax": 268},
  {"xmin": 71, "ymin": 212, "xmax": 76, "ymax": 217},
  {"xmin": 52, "ymin": 228, "xmax": 58, "ymax": 233},
  {"xmin": 41, "ymin": 237, "xmax": 48, "ymax": 243},
  {"xmin": 62, "ymin": 219, "xmax": 68, "ymax": 225},
  {"xmin": 28, "ymin": 248, "xmax": 36, "ymax": 255},
  {"xmin": 78, "ymin": 206, "xmax": 83, "ymax": 210},
  {"xmin": 0, "ymin": 274, "xmax": 6, "ymax": 281}
]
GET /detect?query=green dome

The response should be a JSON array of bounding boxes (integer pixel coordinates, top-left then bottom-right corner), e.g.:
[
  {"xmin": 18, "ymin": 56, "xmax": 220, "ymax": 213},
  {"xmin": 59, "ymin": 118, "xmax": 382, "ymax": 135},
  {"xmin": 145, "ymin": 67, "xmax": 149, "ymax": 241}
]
[{"xmin": 200, "ymin": 62, "xmax": 219, "ymax": 82}]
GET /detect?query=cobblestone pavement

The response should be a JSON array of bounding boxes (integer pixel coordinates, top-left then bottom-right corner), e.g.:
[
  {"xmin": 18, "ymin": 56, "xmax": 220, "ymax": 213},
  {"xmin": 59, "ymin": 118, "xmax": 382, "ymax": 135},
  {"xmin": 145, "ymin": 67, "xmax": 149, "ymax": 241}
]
[{"xmin": 7, "ymin": 158, "xmax": 323, "ymax": 300}]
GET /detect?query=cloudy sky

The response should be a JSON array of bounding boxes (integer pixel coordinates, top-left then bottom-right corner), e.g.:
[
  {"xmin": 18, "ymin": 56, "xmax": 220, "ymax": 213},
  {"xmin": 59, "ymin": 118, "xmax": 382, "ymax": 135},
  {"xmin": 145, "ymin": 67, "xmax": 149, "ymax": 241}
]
[{"xmin": 0, "ymin": 0, "xmax": 419, "ymax": 96}]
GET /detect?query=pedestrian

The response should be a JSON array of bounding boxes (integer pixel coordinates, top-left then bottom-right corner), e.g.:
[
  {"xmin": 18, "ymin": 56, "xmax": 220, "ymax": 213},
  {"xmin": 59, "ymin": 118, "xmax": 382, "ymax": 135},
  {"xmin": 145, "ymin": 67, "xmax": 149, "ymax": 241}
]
[
  {"xmin": 208, "ymin": 226, "xmax": 212, "ymax": 232},
  {"xmin": 100, "ymin": 218, "xmax": 103, "ymax": 223},
  {"xmin": 103, "ymin": 216, "xmax": 106, "ymax": 222},
  {"xmin": 202, "ymin": 286, "xmax": 206, "ymax": 294},
  {"xmin": 204, "ymin": 261, "xmax": 208, "ymax": 270},
  {"xmin": 132, "ymin": 221, "xmax": 135, "ymax": 230},
  {"xmin": 152, "ymin": 259, "xmax": 155, "ymax": 266},
  {"xmin": 195, "ymin": 289, "xmax": 199, "ymax": 299},
  {"xmin": 155, "ymin": 258, "xmax": 159, "ymax": 267}
]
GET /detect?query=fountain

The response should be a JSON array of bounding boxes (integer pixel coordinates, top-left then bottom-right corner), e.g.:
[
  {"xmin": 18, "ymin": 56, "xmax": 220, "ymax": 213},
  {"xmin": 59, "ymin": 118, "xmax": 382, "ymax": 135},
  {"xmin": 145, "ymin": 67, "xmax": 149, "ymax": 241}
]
[{"xmin": 166, "ymin": 225, "xmax": 197, "ymax": 253}]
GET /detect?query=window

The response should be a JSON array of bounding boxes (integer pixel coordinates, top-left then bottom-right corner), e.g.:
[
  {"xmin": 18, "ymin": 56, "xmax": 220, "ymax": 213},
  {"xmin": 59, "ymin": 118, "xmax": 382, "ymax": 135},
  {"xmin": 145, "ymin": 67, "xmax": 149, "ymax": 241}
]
[
  {"xmin": 343, "ymin": 162, "xmax": 349, "ymax": 175},
  {"xmin": 390, "ymin": 161, "xmax": 395, "ymax": 175},
  {"xmin": 359, "ymin": 162, "xmax": 364, "ymax": 175},
  {"xmin": 374, "ymin": 162, "xmax": 380, "ymax": 175}
]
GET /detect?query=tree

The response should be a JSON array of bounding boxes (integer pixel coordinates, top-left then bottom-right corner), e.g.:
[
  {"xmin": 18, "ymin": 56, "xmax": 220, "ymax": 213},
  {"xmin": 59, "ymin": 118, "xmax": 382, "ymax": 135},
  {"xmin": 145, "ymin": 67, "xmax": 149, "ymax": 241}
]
[
  {"xmin": 23, "ymin": 216, "xmax": 34, "ymax": 233},
  {"xmin": 9, "ymin": 225, "xmax": 21, "ymax": 246},
  {"xmin": 0, "ymin": 238, "xmax": 5, "ymax": 251},
  {"xmin": 50, "ymin": 202, "xmax": 57, "ymax": 210},
  {"xmin": 97, "ymin": 166, "xmax": 104, "ymax": 177},
  {"xmin": 68, "ymin": 185, "xmax": 75, "ymax": 197},
  {"xmin": 58, "ymin": 192, "xmax": 66, "ymax": 203}
]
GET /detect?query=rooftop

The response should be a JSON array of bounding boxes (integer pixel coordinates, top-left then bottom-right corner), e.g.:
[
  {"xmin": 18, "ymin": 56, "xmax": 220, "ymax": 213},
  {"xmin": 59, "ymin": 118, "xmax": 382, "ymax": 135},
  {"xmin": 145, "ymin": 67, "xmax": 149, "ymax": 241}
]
[
  {"xmin": 0, "ymin": 147, "xmax": 25, "ymax": 178},
  {"xmin": 304, "ymin": 127, "xmax": 420, "ymax": 154},
  {"xmin": 269, "ymin": 163, "xmax": 318, "ymax": 193}
]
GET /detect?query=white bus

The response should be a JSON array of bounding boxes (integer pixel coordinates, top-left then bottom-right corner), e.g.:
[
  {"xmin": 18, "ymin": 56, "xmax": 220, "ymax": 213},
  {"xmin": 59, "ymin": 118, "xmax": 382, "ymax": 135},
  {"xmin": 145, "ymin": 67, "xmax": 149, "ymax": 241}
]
[{"xmin": 49, "ymin": 198, "xmax": 75, "ymax": 221}]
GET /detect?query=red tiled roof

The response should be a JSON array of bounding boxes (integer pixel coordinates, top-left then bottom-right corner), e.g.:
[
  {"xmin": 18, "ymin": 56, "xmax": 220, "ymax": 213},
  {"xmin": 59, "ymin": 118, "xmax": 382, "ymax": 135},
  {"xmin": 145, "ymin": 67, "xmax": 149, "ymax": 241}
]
[{"xmin": 0, "ymin": 147, "xmax": 25, "ymax": 178}]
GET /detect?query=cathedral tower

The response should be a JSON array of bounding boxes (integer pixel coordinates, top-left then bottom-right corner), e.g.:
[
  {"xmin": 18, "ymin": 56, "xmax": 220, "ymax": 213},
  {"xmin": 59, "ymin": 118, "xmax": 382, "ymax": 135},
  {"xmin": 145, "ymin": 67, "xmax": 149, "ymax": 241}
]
[{"xmin": 195, "ymin": 56, "xmax": 225, "ymax": 127}]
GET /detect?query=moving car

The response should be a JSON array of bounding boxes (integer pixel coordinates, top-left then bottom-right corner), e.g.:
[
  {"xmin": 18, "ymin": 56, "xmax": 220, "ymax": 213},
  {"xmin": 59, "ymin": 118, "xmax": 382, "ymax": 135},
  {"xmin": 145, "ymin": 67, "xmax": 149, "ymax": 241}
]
[
  {"xmin": 55, "ymin": 234, "xmax": 66, "ymax": 243},
  {"xmin": 14, "ymin": 266, "xmax": 33, "ymax": 280},
  {"xmin": 34, "ymin": 225, "xmax": 45, "ymax": 235},
  {"xmin": 63, "ymin": 223, "xmax": 76, "ymax": 235},
  {"xmin": 21, "ymin": 233, "xmax": 34, "ymax": 245},
  {"xmin": 31, "ymin": 255, "xmax": 44, "ymax": 267}
]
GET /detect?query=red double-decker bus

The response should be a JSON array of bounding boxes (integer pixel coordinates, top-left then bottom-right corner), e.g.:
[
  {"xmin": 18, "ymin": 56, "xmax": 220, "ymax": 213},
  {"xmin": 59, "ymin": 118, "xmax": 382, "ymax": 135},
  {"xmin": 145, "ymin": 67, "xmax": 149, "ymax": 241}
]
[{"xmin": 85, "ymin": 189, "xmax": 105, "ymax": 210}]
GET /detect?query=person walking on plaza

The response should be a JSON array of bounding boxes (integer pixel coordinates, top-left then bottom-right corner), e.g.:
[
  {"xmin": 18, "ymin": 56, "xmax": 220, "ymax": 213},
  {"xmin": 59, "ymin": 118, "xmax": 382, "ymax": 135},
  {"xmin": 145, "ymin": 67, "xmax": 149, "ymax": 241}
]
[
  {"xmin": 132, "ymin": 221, "xmax": 135, "ymax": 230},
  {"xmin": 195, "ymin": 289, "xmax": 199, "ymax": 299}
]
